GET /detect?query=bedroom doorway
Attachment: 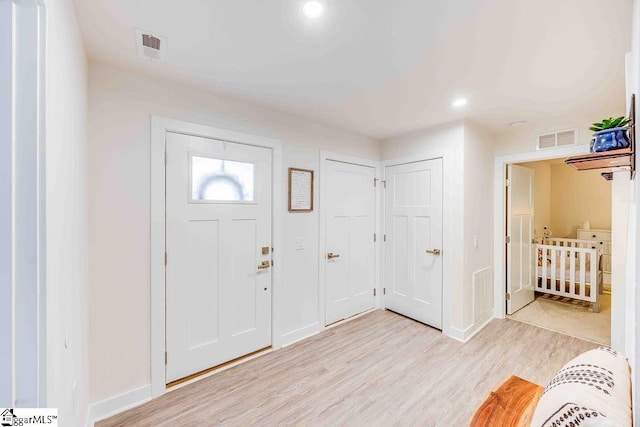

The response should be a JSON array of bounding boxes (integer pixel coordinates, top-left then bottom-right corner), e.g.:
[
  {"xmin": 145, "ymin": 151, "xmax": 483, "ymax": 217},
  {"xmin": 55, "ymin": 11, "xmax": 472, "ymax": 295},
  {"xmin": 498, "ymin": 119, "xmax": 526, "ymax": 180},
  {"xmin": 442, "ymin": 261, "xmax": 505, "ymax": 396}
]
[{"xmin": 505, "ymin": 158, "xmax": 613, "ymax": 345}]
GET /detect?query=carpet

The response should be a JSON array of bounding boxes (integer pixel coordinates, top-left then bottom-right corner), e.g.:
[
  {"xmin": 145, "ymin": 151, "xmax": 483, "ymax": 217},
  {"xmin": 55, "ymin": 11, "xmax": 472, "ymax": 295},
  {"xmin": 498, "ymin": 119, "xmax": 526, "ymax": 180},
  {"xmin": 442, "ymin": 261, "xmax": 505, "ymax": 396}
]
[{"xmin": 508, "ymin": 292, "xmax": 611, "ymax": 346}]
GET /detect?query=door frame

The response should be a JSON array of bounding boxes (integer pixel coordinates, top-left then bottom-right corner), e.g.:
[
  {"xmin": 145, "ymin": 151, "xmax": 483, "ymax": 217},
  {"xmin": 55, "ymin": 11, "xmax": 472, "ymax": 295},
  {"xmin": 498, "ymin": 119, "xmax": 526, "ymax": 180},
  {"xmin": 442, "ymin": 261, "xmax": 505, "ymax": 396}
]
[
  {"xmin": 381, "ymin": 153, "xmax": 451, "ymax": 338},
  {"xmin": 0, "ymin": 0, "xmax": 47, "ymax": 407},
  {"xmin": 319, "ymin": 151, "xmax": 382, "ymax": 326},
  {"xmin": 150, "ymin": 117, "xmax": 282, "ymax": 398},
  {"xmin": 492, "ymin": 144, "xmax": 590, "ymax": 319}
]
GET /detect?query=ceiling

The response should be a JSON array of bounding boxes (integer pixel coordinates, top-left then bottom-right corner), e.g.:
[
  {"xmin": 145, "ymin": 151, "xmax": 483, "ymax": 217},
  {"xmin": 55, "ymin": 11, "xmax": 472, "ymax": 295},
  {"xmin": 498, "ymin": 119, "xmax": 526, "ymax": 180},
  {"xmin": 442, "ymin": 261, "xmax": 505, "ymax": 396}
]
[{"xmin": 73, "ymin": 0, "xmax": 633, "ymax": 139}]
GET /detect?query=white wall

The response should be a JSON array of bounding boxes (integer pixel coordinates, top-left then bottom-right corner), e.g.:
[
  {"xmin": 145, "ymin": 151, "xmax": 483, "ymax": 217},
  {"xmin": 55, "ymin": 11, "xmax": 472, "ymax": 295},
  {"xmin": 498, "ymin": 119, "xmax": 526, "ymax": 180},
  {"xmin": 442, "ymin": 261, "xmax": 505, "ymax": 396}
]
[
  {"xmin": 380, "ymin": 120, "xmax": 493, "ymax": 334},
  {"xmin": 463, "ymin": 123, "xmax": 495, "ymax": 329},
  {"xmin": 87, "ymin": 62, "xmax": 380, "ymax": 404},
  {"xmin": 46, "ymin": 0, "xmax": 90, "ymax": 425}
]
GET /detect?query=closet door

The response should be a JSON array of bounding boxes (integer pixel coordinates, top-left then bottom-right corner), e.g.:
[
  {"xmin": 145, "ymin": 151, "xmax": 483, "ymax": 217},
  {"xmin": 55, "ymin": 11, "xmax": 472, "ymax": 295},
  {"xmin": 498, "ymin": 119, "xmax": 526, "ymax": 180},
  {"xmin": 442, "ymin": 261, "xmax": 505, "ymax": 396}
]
[{"xmin": 384, "ymin": 159, "xmax": 443, "ymax": 328}]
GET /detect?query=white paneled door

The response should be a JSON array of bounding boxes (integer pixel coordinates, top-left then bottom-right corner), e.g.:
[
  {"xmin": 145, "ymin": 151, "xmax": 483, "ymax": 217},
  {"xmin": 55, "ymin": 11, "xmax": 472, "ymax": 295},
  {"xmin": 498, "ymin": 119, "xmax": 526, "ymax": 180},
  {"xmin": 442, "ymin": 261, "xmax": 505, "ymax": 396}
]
[
  {"xmin": 506, "ymin": 164, "xmax": 535, "ymax": 314},
  {"xmin": 165, "ymin": 132, "xmax": 272, "ymax": 383},
  {"xmin": 324, "ymin": 160, "xmax": 376, "ymax": 325},
  {"xmin": 384, "ymin": 159, "xmax": 443, "ymax": 328}
]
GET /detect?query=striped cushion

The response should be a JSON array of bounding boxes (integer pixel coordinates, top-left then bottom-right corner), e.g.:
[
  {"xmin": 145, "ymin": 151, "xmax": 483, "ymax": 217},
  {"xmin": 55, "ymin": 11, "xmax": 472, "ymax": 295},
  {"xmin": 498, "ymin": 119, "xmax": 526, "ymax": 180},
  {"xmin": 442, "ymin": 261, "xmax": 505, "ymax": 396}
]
[{"xmin": 531, "ymin": 347, "xmax": 631, "ymax": 427}]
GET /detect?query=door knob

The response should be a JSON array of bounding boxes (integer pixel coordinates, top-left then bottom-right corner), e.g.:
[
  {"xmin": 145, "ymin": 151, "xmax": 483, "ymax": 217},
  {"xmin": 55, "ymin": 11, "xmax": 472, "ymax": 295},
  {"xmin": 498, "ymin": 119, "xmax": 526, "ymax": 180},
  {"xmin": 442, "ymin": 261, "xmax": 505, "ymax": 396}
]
[
  {"xmin": 327, "ymin": 252, "xmax": 340, "ymax": 259},
  {"xmin": 257, "ymin": 261, "xmax": 271, "ymax": 270},
  {"xmin": 425, "ymin": 249, "xmax": 441, "ymax": 256}
]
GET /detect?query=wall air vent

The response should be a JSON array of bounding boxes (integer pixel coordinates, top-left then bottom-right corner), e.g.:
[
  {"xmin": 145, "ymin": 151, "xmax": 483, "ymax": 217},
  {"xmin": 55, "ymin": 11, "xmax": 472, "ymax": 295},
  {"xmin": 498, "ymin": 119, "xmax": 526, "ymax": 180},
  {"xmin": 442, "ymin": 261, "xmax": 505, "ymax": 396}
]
[
  {"xmin": 536, "ymin": 129, "xmax": 578, "ymax": 150},
  {"xmin": 135, "ymin": 29, "xmax": 166, "ymax": 62}
]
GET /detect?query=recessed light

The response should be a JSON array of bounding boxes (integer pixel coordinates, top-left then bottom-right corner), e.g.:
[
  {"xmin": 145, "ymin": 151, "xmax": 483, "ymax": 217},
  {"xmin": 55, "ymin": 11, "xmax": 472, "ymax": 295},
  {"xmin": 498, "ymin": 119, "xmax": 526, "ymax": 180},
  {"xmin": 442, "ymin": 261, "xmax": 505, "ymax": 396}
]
[
  {"xmin": 508, "ymin": 120, "xmax": 527, "ymax": 127},
  {"xmin": 303, "ymin": 1, "xmax": 324, "ymax": 18},
  {"xmin": 452, "ymin": 98, "xmax": 468, "ymax": 107}
]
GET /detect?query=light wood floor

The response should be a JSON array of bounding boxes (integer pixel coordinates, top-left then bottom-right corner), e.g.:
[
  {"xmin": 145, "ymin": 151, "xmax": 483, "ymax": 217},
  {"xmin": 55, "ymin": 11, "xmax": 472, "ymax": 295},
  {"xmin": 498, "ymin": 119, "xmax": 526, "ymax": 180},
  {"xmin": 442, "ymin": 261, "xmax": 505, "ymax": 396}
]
[{"xmin": 98, "ymin": 310, "xmax": 597, "ymax": 426}]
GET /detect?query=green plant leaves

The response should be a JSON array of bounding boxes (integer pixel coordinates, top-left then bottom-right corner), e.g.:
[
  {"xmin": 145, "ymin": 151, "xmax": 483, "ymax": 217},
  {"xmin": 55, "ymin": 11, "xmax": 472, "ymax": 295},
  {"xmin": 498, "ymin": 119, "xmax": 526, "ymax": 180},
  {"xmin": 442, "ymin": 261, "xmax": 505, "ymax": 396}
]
[{"xmin": 590, "ymin": 116, "xmax": 630, "ymax": 132}]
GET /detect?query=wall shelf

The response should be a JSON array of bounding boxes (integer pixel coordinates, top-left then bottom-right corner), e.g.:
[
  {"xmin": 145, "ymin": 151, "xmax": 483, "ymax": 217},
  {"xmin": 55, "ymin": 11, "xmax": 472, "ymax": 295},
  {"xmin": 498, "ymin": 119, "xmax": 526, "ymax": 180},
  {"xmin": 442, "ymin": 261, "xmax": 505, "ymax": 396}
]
[{"xmin": 564, "ymin": 94, "xmax": 636, "ymax": 180}]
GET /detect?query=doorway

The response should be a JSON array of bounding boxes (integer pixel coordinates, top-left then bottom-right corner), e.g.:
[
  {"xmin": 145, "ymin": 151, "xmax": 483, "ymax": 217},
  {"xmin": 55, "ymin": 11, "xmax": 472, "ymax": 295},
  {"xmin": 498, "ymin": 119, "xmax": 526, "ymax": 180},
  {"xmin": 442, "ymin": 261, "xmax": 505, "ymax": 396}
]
[
  {"xmin": 150, "ymin": 118, "xmax": 283, "ymax": 397},
  {"xmin": 505, "ymin": 158, "xmax": 613, "ymax": 345}
]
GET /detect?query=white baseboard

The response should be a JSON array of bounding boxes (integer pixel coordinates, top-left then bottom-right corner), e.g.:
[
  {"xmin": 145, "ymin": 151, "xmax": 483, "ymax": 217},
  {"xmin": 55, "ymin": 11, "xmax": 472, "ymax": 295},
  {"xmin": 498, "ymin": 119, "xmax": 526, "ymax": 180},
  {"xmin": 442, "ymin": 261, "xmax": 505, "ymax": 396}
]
[
  {"xmin": 447, "ymin": 312, "xmax": 495, "ymax": 344},
  {"xmin": 279, "ymin": 322, "xmax": 321, "ymax": 348},
  {"xmin": 87, "ymin": 384, "xmax": 151, "ymax": 426}
]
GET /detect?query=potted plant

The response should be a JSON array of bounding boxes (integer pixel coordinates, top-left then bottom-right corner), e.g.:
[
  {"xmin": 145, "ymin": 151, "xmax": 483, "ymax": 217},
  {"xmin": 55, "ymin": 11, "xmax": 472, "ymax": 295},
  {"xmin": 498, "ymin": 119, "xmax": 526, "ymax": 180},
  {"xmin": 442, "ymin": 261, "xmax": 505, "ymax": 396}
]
[{"xmin": 589, "ymin": 116, "xmax": 631, "ymax": 153}]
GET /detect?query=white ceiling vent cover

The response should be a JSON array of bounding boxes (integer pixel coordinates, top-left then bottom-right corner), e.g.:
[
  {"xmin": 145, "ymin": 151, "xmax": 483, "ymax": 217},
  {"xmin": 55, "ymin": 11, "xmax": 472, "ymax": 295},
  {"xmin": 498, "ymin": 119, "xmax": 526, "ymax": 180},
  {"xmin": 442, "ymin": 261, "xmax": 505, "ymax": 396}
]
[
  {"xmin": 135, "ymin": 29, "xmax": 166, "ymax": 62},
  {"xmin": 536, "ymin": 129, "xmax": 578, "ymax": 150}
]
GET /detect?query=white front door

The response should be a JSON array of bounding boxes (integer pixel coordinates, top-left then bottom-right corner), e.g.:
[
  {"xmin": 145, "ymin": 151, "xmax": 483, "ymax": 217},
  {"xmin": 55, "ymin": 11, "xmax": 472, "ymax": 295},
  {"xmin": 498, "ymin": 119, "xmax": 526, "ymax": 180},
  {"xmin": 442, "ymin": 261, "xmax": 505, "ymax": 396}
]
[
  {"xmin": 165, "ymin": 132, "xmax": 272, "ymax": 383},
  {"xmin": 324, "ymin": 160, "xmax": 376, "ymax": 325},
  {"xmin": 384, "ymin": 159, "xmax": 443, "ymax": 328},
  {"xmin": 506, "ymin": 164, "xmax": 535, "ymax": 314}
]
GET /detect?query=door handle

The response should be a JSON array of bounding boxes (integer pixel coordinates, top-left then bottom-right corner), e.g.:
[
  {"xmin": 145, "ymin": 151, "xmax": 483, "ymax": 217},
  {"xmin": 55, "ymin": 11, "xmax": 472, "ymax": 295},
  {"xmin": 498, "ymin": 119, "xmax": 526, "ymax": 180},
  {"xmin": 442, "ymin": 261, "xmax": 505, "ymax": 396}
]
[
  {"xmin": 425, "ymin": 249, "xmax": 441, "ymax": 256},
  {"xmin": 327, "ymin": 252, "xmax": 340, "ymax": 259},
  {"xmin": 257, "ymin": 261, "xmax": 271, "ymax": 270}
]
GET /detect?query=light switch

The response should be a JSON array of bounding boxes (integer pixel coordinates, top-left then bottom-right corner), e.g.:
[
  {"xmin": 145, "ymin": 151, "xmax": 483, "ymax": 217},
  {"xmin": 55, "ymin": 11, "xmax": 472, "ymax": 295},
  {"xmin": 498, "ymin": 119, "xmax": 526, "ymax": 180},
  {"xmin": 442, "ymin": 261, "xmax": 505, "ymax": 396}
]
[{"xmin": 294, "ymin": 237, "xmax": 305, "ymax": 250}]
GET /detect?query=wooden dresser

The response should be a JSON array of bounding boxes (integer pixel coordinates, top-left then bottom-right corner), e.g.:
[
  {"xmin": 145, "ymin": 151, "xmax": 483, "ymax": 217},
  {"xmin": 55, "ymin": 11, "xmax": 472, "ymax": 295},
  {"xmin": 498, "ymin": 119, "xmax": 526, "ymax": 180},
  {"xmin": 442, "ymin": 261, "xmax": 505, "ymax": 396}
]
[{"xmin": 577, "ymin": 228, "xmax": 611, "ymax": 286}]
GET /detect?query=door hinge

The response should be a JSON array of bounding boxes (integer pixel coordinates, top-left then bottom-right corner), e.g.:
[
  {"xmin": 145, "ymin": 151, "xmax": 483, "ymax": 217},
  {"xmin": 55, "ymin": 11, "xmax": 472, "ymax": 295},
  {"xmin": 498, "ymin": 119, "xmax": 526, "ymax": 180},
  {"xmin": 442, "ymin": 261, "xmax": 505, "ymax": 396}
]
[
  {"xmin": 164, "ymin": 252, "xmax": 168, "ymax": 265},
  {"xmin": 383, "ymin": 288, "xmax": 386, "ymax": 295},
  {"xmin": 374, "ymin": 178, "xmax": 378, "ymax": 187},
  {"xmin": 373, "ymin": 288, "xmax": 377, "ymax": 297},
  {"xmin": 506, "ymin": 293, "xmax": 511, "ymax": 301},
  {"xmin": 271, "ymin": 260, "xmax": 274, "ymax": 266},
  {"xmin": 374, "ymin": 233, "xmax": 377, "ymax": 242},
  {"xmin": 384, "ymin": 234, "xmax": 387, "ymax": 242},
  {"xmin": 165, "ymin": 352, "xmax": 168, "ymax": 365},
  {"xmin": 505, "ymin": 236, "xmax": 510, "ymax": 244},
  {"xmin": 382, "ymin": 180, "xmax": 387, "ymax": 188},
  {"xmin": 164, "ymin": 152, "xmax": 167, "ymax": 166},
  {"xmin": 505, "ymin": 178, "xmax": 511, "ymax": 187}
]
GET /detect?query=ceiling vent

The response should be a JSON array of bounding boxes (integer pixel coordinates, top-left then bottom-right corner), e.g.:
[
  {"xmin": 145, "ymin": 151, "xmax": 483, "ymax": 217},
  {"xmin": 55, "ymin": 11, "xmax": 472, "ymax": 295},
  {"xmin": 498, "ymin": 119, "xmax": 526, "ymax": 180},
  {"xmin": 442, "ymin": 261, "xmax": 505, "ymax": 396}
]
[
  {"xmin": 536, "ymin": 129, "xmax": 578, "ymax": 150},
  {"xmin": 135, "ymin": 29, "xmax": 166, "ymax": 62}
]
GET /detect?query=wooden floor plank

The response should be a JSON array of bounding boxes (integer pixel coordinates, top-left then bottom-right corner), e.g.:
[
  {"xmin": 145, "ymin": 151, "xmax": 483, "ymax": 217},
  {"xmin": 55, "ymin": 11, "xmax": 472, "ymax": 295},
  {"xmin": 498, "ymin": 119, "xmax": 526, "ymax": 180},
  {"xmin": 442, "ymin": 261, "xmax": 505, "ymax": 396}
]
[{"xmin": 97, "ymin": 310, "xmax": 597, "ymax": 426}]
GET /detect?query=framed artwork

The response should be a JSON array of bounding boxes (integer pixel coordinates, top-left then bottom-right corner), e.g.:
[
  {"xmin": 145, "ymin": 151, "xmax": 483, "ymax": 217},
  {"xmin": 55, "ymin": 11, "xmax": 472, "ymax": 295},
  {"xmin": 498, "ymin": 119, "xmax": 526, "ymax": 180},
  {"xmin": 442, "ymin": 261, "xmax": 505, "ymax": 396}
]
[{"xmin": 288, "ymin": 167, "xmax": 314, "ymax": 212}]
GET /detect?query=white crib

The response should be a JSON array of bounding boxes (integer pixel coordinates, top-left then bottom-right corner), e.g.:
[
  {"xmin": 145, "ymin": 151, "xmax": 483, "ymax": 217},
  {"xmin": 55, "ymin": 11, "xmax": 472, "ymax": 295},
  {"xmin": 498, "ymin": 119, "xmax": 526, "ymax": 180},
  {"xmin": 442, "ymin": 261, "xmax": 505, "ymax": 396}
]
[{"xmin": 535, "ymin": 238, "xmax": 604, "ymax": 312}]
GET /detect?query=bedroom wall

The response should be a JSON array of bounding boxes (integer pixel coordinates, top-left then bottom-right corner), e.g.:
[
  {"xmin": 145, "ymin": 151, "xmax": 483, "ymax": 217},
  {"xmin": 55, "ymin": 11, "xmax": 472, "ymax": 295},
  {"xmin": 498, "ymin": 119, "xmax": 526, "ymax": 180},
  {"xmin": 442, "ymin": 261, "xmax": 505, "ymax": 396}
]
[
  {"xmin": 549, "ymin": 164, "xmax": 611, "ymax": 238},
  {"xmin": 515, "ymin": 161, "xmax": 551, "ymax": 241},
  {"xmin": 46, "ymin": 0, "xmax": 90, "ymax": 425},
  {"xmin": 87, "ymin": 61, "xmax": 380, "ymax": 405}
]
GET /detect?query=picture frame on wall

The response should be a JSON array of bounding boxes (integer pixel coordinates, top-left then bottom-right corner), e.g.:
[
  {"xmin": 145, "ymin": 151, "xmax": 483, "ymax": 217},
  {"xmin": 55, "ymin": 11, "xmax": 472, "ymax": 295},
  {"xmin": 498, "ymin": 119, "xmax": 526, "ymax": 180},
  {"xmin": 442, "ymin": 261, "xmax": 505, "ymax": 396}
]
[{"xmin": 288, "ymin": 167, "xmax": 314, "ymax": 212}]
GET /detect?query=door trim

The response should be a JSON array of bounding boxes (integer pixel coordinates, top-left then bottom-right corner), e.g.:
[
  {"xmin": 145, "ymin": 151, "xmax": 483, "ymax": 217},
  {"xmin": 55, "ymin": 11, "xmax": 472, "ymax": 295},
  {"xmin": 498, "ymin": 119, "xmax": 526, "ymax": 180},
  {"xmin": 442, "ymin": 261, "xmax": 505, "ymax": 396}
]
[
  {"xmin": 381, "ymin": 154, "xmax": 451, "ymax": 338},
  {"xmin": 319, "ymin": 151, "xmax": 382, "ymax": 327},
  {"xmin": 492, "ymin": 144, "xmax": 589, "ymax": 320},
  {"xmin": 150, "ymin": 117, "xmax": 282, "ymax": 398}
]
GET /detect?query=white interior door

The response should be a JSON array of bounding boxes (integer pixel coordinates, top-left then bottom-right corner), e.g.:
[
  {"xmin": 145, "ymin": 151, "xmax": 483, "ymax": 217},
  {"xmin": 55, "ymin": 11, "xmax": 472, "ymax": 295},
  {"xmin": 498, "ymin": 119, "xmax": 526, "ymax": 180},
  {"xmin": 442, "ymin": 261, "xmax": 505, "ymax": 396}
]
[
  {"xmin": 384, "ymin": 159, "xmax": 443, "ymax": 328},
  {"xmin": 165, "ymin": 132, "xmax": 272, "ymax": 383},
  {"xmin": 324, "ymin": 160, "xmax": 376, "ymax": 325},
  {"xmin": 506, "ymin": 164, "xmax": 535, "ymax": 314}
]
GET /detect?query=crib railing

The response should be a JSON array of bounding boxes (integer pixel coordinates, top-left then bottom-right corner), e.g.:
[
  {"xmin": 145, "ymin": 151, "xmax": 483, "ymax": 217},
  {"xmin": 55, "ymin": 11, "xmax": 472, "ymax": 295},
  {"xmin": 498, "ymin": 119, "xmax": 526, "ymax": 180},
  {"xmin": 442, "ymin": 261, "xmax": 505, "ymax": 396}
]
[{"xmin": 536, "ymin": 244, "xmax": 600, "ymax": 303}]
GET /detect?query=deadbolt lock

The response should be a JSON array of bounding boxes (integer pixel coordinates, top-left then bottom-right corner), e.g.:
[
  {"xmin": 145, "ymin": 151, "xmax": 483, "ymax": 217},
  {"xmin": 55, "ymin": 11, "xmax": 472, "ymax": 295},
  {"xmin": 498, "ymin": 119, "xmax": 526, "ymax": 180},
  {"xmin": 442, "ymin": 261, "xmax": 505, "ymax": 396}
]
[{"xmin": 262, "ymin": 247, "xmax": 270, "ymax": 255}]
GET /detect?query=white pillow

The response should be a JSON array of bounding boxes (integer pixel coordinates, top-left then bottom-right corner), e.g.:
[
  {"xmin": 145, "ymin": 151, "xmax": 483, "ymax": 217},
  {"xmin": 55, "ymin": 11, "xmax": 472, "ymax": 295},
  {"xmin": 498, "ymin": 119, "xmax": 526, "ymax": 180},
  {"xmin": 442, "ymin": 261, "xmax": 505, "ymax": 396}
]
[{"xmin": 530, "ymin": 347, "xmax": 631, "ymax": 427}]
